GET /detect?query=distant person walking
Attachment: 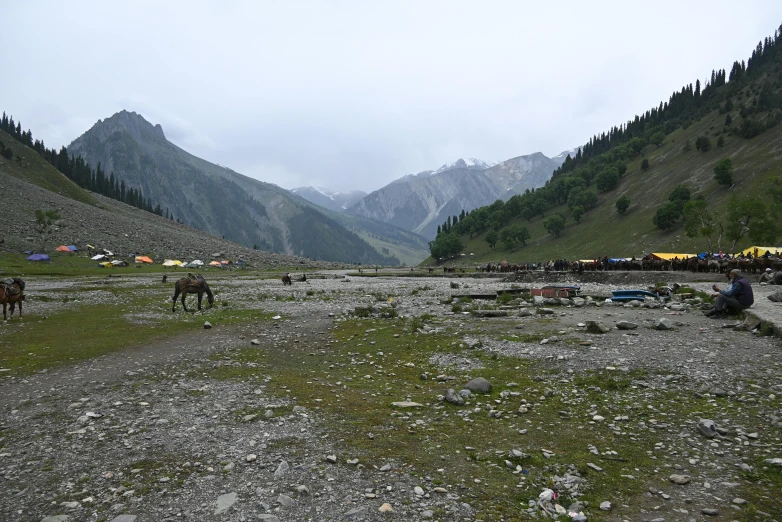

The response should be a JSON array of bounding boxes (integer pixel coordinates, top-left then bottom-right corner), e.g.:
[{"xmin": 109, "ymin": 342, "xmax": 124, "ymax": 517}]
[{"xmin": 705, "ymin": 269, "xmax": 754, "ymax": 318}]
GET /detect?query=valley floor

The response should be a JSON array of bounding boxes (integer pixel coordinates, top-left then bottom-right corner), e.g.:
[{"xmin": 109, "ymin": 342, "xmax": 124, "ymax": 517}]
[{"xmin": 1, "ymin": 271, "xmax": 780, "ymax": 522}]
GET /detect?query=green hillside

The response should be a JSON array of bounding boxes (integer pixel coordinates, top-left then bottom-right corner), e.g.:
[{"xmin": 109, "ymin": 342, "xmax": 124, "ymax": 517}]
[
  {"xmin": 426, "ymin": 28, "xmax": 782, "ymax": 264},
  {"xmin": 0, "ymin": 128, "xmax": 99, "ymax": 206}
]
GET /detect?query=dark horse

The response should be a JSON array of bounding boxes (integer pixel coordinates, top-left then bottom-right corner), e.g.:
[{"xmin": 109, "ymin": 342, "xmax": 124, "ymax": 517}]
[
  {"xmin": 172, "ymin": 274, "xmax": 214, "ymax": 312},
  {"xmin": 281, "ymin": 273, "xmax": 292, "ymax": 286},
  {"xmin": 0, "ymin": 277, "xmax": 25, "ymax": 321}
]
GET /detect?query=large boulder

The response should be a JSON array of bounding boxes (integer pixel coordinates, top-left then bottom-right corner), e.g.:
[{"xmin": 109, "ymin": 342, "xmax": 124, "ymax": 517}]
[{"xmin": 465, "ymin": 377, "xmax": 492, "ymax": 394}]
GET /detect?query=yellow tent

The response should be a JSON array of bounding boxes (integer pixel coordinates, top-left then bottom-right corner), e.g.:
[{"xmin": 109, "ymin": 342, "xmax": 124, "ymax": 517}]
[
  {"xmin": 740, "ymin": 246, "xmax": 782, "ymax": 257},
  {"xmin": 98, "ymin": 261, "xmax": 112, "ymax": 268},
  {"xmin": 650, "ymin": 252, "xmax": 696, "ymax": 260},
  {"xmin": 162, "ymin": 259, "xmax": 183, "ymax": 267}
]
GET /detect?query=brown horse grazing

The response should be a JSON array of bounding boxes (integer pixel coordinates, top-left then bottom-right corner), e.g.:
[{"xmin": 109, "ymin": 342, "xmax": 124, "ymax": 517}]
[
  {"xmin": 281, "ymin": 273, "xmax": 292, "ymax": 286},
  {"xmin": 1, "ymin": 277, "xmax": 25, "ymax": 321},
  {"xmin": 172, "ymin": 274, "xmax": 214, "ymax": 312}
]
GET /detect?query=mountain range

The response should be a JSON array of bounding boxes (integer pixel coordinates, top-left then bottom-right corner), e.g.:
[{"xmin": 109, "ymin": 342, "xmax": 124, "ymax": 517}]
[
  {"xmin": 295, "ymin": 153, "xmax": 572, "ymax": 239},
  {"xmin": 66, "ymin": 111, "xmax": 423, "ymax": 265}
]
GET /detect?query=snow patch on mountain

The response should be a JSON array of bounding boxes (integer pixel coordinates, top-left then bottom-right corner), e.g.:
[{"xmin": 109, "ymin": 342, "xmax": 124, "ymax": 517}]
[{"xmin": 434, "ymin": 158, "xmax": 494, "ymax": 174}]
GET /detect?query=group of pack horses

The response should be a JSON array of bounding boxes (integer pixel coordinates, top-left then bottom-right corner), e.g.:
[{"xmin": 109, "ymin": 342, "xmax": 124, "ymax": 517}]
[{"xmin": 455, "ymin": 255, "xmax": 782, "ymax": 274}]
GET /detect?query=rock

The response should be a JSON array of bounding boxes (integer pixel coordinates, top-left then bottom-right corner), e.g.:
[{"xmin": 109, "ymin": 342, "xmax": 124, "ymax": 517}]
[
  {"xmin": 600, "ymin": 501, "xmax": 611, "ymax": 511},
  {"xmin": 296, "ymin": 485, "xmax": 310, "ymax": 494},
  {"xmin": 471, "ymin": 310, "xmax": 509, "ymax": 317},
  {"xmin": 764, "ymin": 458, "xmax": 782, "ymax": 467},
  {"xmin": 518, "ymin": 308, "xmax": 533, "ymax": 317},
  {"xmin": 109, "ymin": 517, "xmax": 137, "ymax": 522},
  {"xmin": 701, "ymin": 508, "xmax": 719, "ymax": 516},
  {"xmin": 379, "ymin": 503, "xmax": 393, "ymax": 512},
  {"xmin": 732, "ymin": 497, "xmax": 748, "ymax": 505},
  {"xmin": 655, "ymin": 318, "xmax": 674, "ymax": 330},
  {"xmin": 587, "ymin": 462, "xmax": 603, "ymax": 472},
  {"xmin": 669, "ymin": 474, "xmax": 691, "ymax": 485},
  {"xmin": 697, "ymin": 419, "xmax": 718, "ymax": 439},
  {"xmin": 257, "ymin": 515, "xmax": 280, "ymax": 522},
  {"xmin": 325, "ymin": 455, "xmax": 338, "ymax": 464},
  {"xmin": 343, "ymin": 506, "xmax": 368, "ymax": 518},
  {"xmin": 391, "ymin": 401, "xmax": 423, "ymax": 408},
  {"xmin": 768, "ymin": 290, "xmax": 782, "ymax": 302},
  {"xmin": 245, "ymin": 454, "xmax": 257, "ymax": 462},
  {"xmin": 586, "ymin": 320, "xmax": 611, "ymax": 334},
  {"xmin": 465, "ymin": 377, "xmax": 492, "ymax": 394},
  {"xmin": 274, "ymin": 460, "xmax": 290, "ymax": 477},
  {"xmin": 616, "ymin": 320, "xmax": 638, "ymax": 330},
  {"xmin": 444, "ymin": 388, "xmax": 465, "ymax": 406},
  {"xmin": 214, "ymin": 492, "xmax": 238, "ymax": 515},
  {"xmin": 41, "ymin": 517, "xmax": 71, "ymax": 522},
  {"xmin": 277, "ymin": 494, "xmax": 296, "ymax": 507},
  {"xmin": 422, "ymin": 510, "xmax": 434, "ymax": 519},
  {"xmin": 711, "ymin": 388, "xmax": 728, "ymax": 397},
  {"xmin": 250, "ymin": 339, "xmax": 260, "ymax": 345},
  {"xmin": 204, "ymin": 321, "xmax": 212, "ymax": 329},
  {"xmin": 533, "ymin": 296, "xmax": 545, "ymax": 306},
  {"xmin": 414, "ymin": 486, "xmax": 425, "ymax": 496},
  {"xmin": 536, "ymin": 308, "xmax": 555, "ymax": 315}
]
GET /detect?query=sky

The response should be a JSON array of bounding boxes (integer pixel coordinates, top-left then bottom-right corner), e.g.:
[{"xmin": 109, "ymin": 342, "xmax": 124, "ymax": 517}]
[{"xmin": 3, "ymin": 2, "xmax": 782, "ymax": 193}]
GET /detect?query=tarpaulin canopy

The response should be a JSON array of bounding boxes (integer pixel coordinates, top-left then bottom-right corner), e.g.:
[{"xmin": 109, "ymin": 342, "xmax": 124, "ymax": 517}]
[
  {"xmin": 91, "ymin": 254, "xmax": 106, "ymax": 261},
  {"xmin": 55, "ymin": 245, "xmax": 72, "ymax": 252},
  {"xmin": 740, "ymin": 246, "xmax": 782, "ymax": 256},
  {"xmin": 135, "ymin": 256, "xmax": 154, "ymax": 264},
  {"xmin": 649, "ymin": 252, "xmax": 696, "ymax": 260},
  {"xmin": 27, "ymin": 253, "xmax": 50, "ymax": 261}
]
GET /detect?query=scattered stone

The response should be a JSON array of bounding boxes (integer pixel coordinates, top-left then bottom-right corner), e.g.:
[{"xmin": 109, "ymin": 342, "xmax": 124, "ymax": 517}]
[
  {"xmin": 379, "ymin": 503, "xmax": 393, "ymax": 512},
  {"xmin": 697, "ymin": 419, "xmax": 718, "ymax": 439},
  {"xmin": 214, "ymin": 492, "xmax": 237, "ymax": 515},
  {"xmin": 616, "ymin": 320, "xmax": 638, "ymax": 330},
  {"xmin": 414, "ymin": 486, "xmax": 425, "ymax": 496},
  {"xmin": 465, "ymin": 377, "xmax": 492, "ymax": 394},
  {"xmin": 536, "ymin": 308, "xmax": 555, "ymax": 315},
  {"xmin": 109, "ymin": 517, "xmax": 137, "ymax": 522},
  {"xmin": 277, "ymin": 494, "xmax": 296, "ymax": 507},
  {"xmin": 701, "ymin": 508, "xmax": 719, "ymax": 516},
  {"xmin": 343, "ymin": 506, "xmax": 368, "ymax": 519},
  {"xmin": 764, "ymin": 458, "xmax": 782, "ymax": 467},
  {"xmin": 444, "ymin": 388, "xmax": 465, "ymax": 406},
  {"xmin": 391, "ymin": 401, "xmax": 423, "ymax": 408},
  {"xmin": 669, "ymin": 474, "xmax": 691, "ymax": 485},
  {"xmin": 204, "ymin": 321, "xmax": 212, "ymax": 329},
  {"xmin": 274, "ymin": 460, "xmax": 290, "ymax": 477},
  {"xmin": 41, "ymin": 517, "xmax": 71, "ymax": 522},
  {"xmin": 655, "ymin": 318, "xmax": 673, "ymax": 330},
  {"xmin": 732, "ymin": 498, "xmax": 748, "ymax": 505},
  {"xmin": 587, "ymin": 462, "xmax": 603, "ymax": 472},
  {"xmin": 586, "ymin": 321, "xmax": 611, "ymax": 334},
  {"xmin": 600, "ymin": 501, "xmax": 611, "ymax": 511}
]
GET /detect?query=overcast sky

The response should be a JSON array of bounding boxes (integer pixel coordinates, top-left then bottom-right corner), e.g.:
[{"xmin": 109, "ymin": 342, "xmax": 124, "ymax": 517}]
[{"xmin": 3, "ymin": 2, "xmax": 781, "ymax": 193}]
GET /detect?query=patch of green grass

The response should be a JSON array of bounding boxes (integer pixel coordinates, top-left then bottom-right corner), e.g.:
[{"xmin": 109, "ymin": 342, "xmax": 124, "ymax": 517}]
[{"xmin": 0, "ymin": 285, "xmax": 276, "ymax": 376}]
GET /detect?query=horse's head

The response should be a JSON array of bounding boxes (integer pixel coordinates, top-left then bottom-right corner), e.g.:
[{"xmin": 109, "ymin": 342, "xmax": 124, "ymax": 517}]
[{"xmin": 202, "ymin": 281, "xmax": 215, "ymax": 308}]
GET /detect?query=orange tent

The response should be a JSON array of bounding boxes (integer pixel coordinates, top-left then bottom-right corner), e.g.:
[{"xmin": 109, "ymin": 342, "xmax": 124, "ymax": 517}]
[
  {"xmin": 56, "ymin": 245, "xmax": 72, "ymax": 252},
  {"xmin": 135, "ymin": 255, "xmax": 154, "ymax": 264},
  {"xmin": 209, "ymin": 261, "xmax": 221, "ymax": 266}
]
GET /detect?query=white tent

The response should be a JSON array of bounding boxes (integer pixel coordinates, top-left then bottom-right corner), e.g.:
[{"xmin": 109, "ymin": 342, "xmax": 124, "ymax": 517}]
[
  {"xmin": 91, "ymin": 254, "xmax": 107, "ymax": 261},
  {"xmin": 184, "ymin": 259, "xmax": 204, "ymax": 268}
]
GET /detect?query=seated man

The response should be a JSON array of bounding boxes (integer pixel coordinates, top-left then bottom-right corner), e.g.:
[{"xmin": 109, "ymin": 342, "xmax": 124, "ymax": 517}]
[
  {"xmin": 759, "ymin": 268, "xmax": 776, "ymax": 284},
  {"xmin": 706, "ymin": 269, "xmax": 754, "ymax": 318}
]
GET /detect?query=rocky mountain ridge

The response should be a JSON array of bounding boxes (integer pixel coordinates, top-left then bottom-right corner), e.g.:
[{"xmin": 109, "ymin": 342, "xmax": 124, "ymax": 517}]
[
  {"xmin": 66, "ymin": 111, "xmax": 398, "ymax": 265},
  {"xmin": 346, "ymin": 151, "xmax": 571, "ymax": 239}
]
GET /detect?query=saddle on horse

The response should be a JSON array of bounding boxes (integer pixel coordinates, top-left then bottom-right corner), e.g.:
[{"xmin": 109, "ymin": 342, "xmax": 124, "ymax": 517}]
[{"xmin": 1, "ymin": 277, "xmax": 24, "ymax": 295}]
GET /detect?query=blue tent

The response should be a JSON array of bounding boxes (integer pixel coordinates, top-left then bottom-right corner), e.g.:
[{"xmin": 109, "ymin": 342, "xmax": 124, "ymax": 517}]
[
  {"xmin": 27, "ymin": 253, "xmax": 50, "ymax": 262},
  {"xmin": 67, "ymin": 245, "xmax": 79, "ymax": 251}
]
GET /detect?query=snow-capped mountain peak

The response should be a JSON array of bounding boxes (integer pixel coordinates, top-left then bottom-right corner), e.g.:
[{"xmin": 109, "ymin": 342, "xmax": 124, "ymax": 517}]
[{"xmin": 433, "ymin": 158, "xmax": 493, "ymax": 174}]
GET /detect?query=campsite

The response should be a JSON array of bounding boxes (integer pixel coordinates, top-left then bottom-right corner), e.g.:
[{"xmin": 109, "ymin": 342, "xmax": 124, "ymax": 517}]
[{"xmin": 1, "ymin": 259, "xmax": 781, "ymax": 521}]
